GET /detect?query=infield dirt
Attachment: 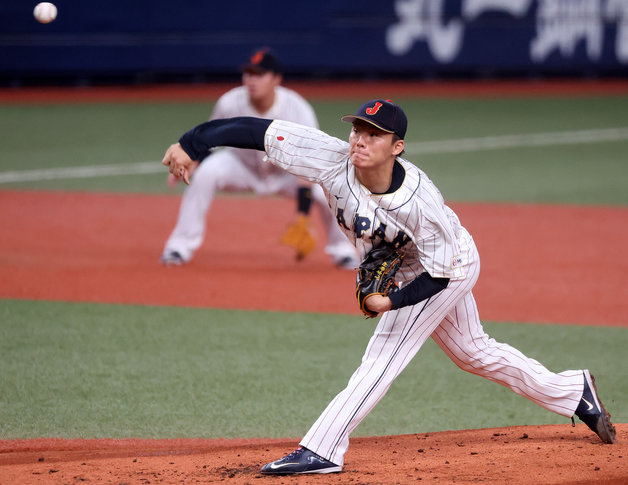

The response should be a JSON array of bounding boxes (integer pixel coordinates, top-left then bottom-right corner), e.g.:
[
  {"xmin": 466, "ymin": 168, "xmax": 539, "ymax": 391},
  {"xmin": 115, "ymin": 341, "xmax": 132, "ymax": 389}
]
[{"xmin": 1, "ymin": 190, "xmax": 626, "ymax": 326}]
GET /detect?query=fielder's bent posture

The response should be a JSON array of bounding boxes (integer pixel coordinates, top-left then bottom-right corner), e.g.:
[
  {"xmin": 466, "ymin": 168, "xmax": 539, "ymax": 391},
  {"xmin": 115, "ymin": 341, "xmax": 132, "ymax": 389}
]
[
  {"xmin": 162, "ymin": 99, "xmax": 616, "ymax": 475},
  {"xmin": 160, "ymin": 48, "xmax": 358, "ymax": 269}
]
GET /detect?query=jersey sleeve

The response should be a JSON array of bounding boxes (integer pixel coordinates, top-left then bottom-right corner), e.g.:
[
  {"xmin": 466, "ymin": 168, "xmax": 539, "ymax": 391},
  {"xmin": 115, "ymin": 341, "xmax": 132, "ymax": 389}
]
[{"xmin": 263, "ymin": 120, "xmax": 349, "ymax": 183}]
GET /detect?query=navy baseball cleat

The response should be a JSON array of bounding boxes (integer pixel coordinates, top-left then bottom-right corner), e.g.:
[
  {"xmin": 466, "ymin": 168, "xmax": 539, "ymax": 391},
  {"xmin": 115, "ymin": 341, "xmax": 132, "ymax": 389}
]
[
  {"xmin": 260, "ymin": 447, "xmax": 342, "ymax": 475},
  {"xmin": 574, "ymin": 370, "xmax": 616, "ymax": 444}
]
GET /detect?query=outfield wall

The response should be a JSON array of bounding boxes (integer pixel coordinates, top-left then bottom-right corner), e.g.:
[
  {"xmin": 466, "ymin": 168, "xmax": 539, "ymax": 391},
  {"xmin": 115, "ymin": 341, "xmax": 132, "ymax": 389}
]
[{"xmin": 1, "ymin": 0, "xmax": 627, "ymax": 84}]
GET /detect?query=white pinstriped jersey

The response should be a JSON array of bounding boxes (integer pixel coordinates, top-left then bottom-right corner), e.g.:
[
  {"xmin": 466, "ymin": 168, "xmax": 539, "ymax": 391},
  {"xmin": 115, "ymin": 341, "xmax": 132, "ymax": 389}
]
[
  {"xmin": 211, "ymin": 86, "xmax": 318, "ymax": 178},
  {"xmin": 264, "ymin": 119, "xmax": 473, "ymax": 282}
]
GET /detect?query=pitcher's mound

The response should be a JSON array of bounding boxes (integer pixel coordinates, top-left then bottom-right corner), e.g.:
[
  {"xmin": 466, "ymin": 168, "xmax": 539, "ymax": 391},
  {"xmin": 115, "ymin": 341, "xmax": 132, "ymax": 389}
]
[{"xmin": 1, "ymin": 424, "xmax": 625, "ymax": 484}]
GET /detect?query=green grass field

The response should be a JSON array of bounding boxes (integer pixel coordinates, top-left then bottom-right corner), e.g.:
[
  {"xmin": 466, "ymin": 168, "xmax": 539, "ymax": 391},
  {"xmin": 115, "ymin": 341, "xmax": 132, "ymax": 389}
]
[
  {"xmin": 1, "ymin": 92, "xmax": 626, "ymax": 440},
  {"xmin": 2, "ymin": 300, "xmax": 626, "ymax": 440},
  {"xmin": 2, "ymin": 96, "xmax": 628, "ymax": 204}
]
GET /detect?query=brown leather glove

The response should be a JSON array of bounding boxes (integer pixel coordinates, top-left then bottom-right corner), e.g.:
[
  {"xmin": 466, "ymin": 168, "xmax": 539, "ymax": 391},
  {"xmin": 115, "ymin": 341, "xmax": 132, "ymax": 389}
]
[
  {"xmin": 280, "ymin": 215, "xmax": 316, "ymax": 261},
  {"xmin": 356, "ymin": 244, "xmax": 404, "ymax": 317}
]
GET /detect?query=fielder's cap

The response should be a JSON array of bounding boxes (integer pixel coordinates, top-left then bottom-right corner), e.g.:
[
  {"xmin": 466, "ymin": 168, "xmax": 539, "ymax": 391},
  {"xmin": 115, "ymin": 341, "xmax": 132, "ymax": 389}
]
[
  {"xmin": 341, "ymin": 99, "xmax": 407, "ymax": 140},
  {"xmin": 241, "ymin": 47, "xmax": 282, "ymax": 74}
]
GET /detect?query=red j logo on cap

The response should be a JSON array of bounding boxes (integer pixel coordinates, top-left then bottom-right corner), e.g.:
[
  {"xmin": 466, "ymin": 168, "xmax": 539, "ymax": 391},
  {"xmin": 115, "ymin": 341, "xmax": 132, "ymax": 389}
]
[{"xmin": 365, "ymin": 102, "xmax": 382, "ymax": 115}]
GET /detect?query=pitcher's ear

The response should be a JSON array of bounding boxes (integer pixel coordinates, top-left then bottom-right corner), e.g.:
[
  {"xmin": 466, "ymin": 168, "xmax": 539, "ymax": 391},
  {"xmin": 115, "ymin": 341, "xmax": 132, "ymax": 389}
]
[{"xmin": 392, "ymin": 139, "xmax": 405, "ymax": 156}]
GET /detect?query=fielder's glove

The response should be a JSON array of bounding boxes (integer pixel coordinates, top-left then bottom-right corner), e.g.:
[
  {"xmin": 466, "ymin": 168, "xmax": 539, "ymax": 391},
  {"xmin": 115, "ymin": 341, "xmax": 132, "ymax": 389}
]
[
  {"xmin": 280, "ymin": 215, "xmax": 316, "ymax": 261},
  {"xmin": 356, "ymin": 244, "xmax": 404, "ymax": 318}
]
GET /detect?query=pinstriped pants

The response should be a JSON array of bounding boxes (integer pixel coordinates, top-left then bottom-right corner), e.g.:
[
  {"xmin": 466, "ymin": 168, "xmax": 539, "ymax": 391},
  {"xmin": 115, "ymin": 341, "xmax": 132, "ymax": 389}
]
[{"xmin": 300, "ymin": 238, "xmax": 584, "ymax": 466}]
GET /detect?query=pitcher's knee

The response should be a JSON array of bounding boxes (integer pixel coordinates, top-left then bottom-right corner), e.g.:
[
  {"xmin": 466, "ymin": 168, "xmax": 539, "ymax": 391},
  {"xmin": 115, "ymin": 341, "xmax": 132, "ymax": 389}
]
[{"xmin": 447, "ymin": 339, "xmax": 496, "ymax": 375}]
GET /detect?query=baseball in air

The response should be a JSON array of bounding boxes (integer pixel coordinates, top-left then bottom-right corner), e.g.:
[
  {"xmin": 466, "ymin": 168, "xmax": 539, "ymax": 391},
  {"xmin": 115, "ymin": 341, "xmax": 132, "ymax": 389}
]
[{"xmin": 33, "ymin": 2, "xmax": 57, "ymax": 24}]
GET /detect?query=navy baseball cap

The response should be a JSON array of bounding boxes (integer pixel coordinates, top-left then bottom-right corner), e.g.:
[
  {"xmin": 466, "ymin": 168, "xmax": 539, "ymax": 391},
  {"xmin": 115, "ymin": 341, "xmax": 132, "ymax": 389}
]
[
  {"xmin": 341, "ymin": 99, "xmax": 407, "ymax": 140},
  {"xmin": 241, "ymin": 47, "xmax": 282, "ymax": 74}
]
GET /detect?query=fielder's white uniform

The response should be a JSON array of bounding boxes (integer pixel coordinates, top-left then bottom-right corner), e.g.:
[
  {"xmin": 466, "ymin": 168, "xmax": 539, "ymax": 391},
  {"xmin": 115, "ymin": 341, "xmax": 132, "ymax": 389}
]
[
  {"xmin": 262, "ymin": 120, "xmax": 585, "ymax": 466},
  {"xmin": 163, "ymin": 86, "xmax": 358, "ymax": 264}
]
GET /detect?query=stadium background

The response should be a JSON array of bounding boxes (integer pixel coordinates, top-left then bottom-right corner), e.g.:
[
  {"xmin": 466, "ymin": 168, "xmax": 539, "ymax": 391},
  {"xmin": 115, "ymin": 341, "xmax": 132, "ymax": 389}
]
[
  {"xmin": 2, "ymin": 0, "xmax": 627, "ymax": 85},
  {"xmin": 1, "ymin": 1, "xmax": 627, "ymax": 484}
]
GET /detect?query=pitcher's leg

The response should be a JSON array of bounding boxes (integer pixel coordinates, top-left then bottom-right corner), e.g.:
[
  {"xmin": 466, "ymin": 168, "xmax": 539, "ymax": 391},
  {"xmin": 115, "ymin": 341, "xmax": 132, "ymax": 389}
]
[
  {"xmin": 300, "ymin": 267, "xmax": 480, "ymax": 466},
  {"xmin": 431, "ymin": 293, "xmax": 583, "ymax": 417},
  {"xmin": 300, "ymin": 305, "xmax": 429, "ymax": 466}
]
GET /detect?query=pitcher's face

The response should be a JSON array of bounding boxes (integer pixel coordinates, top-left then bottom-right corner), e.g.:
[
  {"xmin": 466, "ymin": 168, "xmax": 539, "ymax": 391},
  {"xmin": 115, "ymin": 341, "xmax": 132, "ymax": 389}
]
[{"xmin": 349, "ymin": 121, "xmax": 404, "ymax": 170}]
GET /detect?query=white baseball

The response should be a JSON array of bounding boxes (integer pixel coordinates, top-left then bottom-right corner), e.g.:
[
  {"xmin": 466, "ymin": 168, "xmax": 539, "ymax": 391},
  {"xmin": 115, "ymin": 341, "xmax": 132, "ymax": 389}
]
[{"xmin": 33, "ymin": 2, "xmax": 57, "ymax": 24}]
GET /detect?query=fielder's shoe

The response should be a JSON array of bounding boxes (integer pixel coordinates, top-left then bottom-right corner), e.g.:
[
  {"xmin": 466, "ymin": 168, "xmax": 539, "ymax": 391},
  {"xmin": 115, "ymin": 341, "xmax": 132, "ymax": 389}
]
[
  {"xmin": 260, "ymin": 447, "xmax": 342, "ymax": 475},
  {"xmin": 159, "ymin": 250, "xmax": 185, "ymax": 267},
  {"xmin": 574, "ymin": 370, "xmax": 616, "ymax": 444},
  {"xmin": 334, "ymin": 255, "xmax": 360, "ymax": 270}
]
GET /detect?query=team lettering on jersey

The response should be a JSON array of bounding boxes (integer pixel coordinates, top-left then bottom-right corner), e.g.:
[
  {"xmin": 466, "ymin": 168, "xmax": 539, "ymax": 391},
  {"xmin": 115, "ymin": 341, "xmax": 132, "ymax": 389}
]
[{"xmin": 336, "ymin": 208, "xmax": 411, "ymax": 250}]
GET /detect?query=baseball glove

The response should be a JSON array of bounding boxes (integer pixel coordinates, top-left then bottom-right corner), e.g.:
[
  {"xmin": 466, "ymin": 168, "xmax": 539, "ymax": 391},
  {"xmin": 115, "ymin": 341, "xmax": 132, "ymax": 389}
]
[
  {"xmin": 280, "ymin": 215, "xmax": 316, "ymax": 261},
  {"xmin": 356, "ymin": 244, "xmax": 404, "ymax": 318}
]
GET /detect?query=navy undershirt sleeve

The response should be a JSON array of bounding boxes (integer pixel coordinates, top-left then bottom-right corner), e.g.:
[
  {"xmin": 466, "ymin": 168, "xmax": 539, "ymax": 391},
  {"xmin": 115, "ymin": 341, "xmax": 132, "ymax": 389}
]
[
  {"xmin": 179, "ymin": 117, "xmax": 272, "ymax": 161},
  {"xmin": 388, "ymin": 273, "xmax": 450, "ymax": 310}
]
